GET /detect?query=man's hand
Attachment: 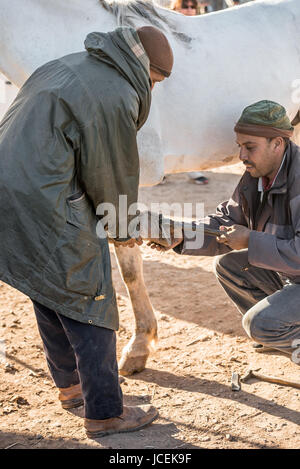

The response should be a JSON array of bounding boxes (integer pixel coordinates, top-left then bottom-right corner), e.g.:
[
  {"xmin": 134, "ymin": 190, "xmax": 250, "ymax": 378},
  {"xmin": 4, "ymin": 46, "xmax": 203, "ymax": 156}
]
[
  {"xmin": 217, "ymin": 225, "xmax": 251, "ymax": 250},
  {"xmin": 113, "ymin": 237, "xmax": 143, "ymax": 248}
]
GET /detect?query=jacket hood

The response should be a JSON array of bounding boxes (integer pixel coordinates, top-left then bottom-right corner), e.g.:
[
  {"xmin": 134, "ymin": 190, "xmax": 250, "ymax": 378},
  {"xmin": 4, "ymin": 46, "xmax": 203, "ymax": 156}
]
[{"xmin": 84, "ymin": 27, "xmax": 151, "ymax": 129}]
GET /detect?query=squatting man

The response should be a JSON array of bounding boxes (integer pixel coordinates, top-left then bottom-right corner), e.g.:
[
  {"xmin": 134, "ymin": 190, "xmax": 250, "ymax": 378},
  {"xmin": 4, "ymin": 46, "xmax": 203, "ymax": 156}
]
[
  {"xmin": 0, "ymin": 26, "xmax": 174, "ymax": 438},
  {"xmin": 149, "ymin": 100, "xmax": 300, "ymax": 366}
]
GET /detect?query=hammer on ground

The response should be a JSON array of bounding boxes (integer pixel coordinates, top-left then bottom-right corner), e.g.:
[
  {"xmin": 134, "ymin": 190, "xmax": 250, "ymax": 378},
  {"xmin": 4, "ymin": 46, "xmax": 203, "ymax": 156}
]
[{"xmin": 241, "ymin": 369, "xmax": 300, "ymax": 390}]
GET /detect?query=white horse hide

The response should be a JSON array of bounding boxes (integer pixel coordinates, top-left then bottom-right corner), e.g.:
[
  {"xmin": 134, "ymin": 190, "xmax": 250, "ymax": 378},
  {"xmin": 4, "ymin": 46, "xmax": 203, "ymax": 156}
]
[{"xmin": 0, "ymin": 0, "xmax": 300, "ymax": 186}]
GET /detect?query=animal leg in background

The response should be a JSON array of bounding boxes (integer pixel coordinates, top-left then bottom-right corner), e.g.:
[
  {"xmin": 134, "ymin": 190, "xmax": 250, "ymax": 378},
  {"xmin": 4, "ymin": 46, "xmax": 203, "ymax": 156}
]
[{"xmin": 113, "ymin": 243, "xmax": 157, "ymax": 376}]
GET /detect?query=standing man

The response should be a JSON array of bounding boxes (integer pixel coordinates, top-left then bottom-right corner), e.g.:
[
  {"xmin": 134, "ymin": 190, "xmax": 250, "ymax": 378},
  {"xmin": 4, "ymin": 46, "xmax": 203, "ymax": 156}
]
[
  {"xmin": 151, "ymin": 101, "xmax": 300, "ymax": 364},
  {"xmin": 0, "ymin": 26, "xmax": 173, "ymax": 437}
]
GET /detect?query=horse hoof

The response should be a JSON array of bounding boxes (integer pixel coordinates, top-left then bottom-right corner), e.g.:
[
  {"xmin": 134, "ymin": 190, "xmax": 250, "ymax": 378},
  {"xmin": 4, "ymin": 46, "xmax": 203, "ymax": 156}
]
[{"xmin": 119, "ymin": 354, "xmax": 149, "ymax": 376}]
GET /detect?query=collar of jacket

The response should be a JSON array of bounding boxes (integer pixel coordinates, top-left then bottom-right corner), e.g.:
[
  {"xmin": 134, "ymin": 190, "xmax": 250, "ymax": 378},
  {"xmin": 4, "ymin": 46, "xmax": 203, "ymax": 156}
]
[{"xmin": 84, "ymin": 27, "xmax": 152, "ymax": 130}]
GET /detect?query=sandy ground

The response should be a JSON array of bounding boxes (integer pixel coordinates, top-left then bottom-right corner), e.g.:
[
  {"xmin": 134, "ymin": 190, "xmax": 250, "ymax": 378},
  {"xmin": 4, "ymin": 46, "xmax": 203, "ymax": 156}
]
[{"xmin": 0, "ymin": 163, "xmax": 299, "ymax": 450}]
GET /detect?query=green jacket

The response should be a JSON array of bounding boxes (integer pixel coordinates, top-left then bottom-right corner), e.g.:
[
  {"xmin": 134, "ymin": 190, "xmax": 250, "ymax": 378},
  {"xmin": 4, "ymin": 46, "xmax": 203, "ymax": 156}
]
[{"xmin": 0, "ymin": 27, "xmax": 151, "ymax": 330}]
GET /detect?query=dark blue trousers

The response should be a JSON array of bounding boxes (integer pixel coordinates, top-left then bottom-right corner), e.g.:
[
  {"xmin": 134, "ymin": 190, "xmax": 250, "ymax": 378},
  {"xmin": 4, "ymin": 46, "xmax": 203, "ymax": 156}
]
[{"xmin": 32, "ymin": 300, "xmax": 123, "ymax": 420}]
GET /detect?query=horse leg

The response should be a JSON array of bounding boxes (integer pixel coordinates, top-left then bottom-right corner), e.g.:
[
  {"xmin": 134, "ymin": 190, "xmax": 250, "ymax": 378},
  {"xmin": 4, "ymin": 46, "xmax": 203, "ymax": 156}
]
[{"xmin": 113, "ymin": 243, "xmax": 157, "ymax": 376}]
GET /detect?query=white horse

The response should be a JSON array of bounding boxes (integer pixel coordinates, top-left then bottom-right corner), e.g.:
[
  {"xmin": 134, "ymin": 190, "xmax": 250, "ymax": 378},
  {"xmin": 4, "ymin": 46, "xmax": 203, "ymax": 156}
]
[{"xmin": 1, "ymin": 0, "xmax": 300, "ymax": 375}]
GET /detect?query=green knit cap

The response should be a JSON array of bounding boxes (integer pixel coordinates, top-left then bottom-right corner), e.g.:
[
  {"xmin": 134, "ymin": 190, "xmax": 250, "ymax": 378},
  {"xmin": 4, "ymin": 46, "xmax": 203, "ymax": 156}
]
[{"xmin": 234, "ymin": 100, "xmax": 294, "ymax": 138}]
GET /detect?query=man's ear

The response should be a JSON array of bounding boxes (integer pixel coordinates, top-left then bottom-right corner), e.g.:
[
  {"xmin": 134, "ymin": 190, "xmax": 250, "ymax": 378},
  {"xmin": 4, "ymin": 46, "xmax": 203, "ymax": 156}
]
[{"xmin": 274, "ymin": 137, "xmax": 283, "ymax": 149}]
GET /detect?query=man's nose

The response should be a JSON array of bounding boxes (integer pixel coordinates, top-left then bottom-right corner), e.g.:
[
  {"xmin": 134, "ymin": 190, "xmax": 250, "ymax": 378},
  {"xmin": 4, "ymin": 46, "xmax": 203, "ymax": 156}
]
[{"xmin": 239, "ymin": 149, "xmax": 248, "ymax": 161}]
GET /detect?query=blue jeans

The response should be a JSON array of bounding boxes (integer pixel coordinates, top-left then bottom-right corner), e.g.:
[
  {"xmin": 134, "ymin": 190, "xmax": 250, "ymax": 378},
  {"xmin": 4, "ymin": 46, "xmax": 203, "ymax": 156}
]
[{"xmin": 32, "ymin": 300, "xmax": 123, "ymax": 419}]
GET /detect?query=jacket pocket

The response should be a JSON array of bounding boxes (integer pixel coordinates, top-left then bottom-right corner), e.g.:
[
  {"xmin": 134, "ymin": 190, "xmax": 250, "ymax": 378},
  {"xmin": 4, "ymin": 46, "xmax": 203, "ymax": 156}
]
[
  {"xmin": 67, "ymin": 191, "xmax": 95, "ymax": 230},
  {"xmin": 43, "ymin": 220, "xmax": 102, "ymax": 297}
]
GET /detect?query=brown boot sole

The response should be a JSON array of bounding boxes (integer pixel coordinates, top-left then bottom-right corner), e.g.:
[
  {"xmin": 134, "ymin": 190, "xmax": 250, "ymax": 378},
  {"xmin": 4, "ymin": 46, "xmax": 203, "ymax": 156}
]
[
  {"xmin": 85, "ymin": 412, "xmax": 158, "ymax": 438},
  {"xmin": 61, "ymin": 398, "xmax": 84, "ymax": 409}
]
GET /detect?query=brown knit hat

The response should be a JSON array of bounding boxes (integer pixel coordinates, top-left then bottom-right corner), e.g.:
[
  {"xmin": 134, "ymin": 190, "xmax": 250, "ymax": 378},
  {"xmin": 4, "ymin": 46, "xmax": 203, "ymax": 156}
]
[{"xmin": 137, "ymin": 26, "xmax": 174, "ymax": 77}]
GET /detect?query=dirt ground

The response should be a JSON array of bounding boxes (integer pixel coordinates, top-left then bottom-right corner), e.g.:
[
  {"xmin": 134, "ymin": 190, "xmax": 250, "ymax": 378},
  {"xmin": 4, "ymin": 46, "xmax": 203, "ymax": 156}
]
[{"xmin": 0, "ymin": 164, "xmax": 299, "ymax": 450}]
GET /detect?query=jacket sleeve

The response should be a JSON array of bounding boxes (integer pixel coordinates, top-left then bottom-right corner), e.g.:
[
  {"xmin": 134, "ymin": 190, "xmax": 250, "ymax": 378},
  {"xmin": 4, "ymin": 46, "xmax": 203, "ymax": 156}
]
[
  {"xmin": 248, "ymin": 183, "xmax": 300, "ymax": 275},
  {"xmin": 174, "ymin": 177, "xmax": 248, "ymax": 256},
  {"xmin": 77, "ymin": 111, "xmax": 140, "ymax": 242}
]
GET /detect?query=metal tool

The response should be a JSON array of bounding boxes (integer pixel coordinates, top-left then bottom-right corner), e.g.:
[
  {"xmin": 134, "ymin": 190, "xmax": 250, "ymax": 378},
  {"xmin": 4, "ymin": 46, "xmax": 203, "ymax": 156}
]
[
  {"xmin": 241, "ymin": 369, "xmax": 300, "ymax": 389},
  {"xmin": 202, "ymin": 226, "xmax": 222, "ymax": 237},
  {"xmin": 231, "ymin": 371, "xmax": 241, "ymax": 391},
  {"xmin": 182, "ymin": 223, "xmax": 221, "ymax": 238},
  {"xmin": 146, "ymin": 218, "xmax": 222, "ymax": 248}
]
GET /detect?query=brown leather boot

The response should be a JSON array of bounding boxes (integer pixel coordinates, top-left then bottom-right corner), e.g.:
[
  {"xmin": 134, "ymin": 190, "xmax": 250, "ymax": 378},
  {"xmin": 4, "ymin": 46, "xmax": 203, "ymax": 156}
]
[
  {"xmin": 84, "ymin": 405, "xmax": 158, "ymax": 438},
  {"xmin": 58, "ymin": 378, "xmax": 125, "ymax": 410},
  {"xmin": 58, "ymin": 383, "xmax": 83, "ymax": 409}
]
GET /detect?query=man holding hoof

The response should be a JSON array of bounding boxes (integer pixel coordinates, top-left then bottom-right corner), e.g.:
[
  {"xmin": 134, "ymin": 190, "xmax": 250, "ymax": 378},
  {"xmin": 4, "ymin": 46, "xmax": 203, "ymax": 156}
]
[
  {"xmin": 150, "ymin": 100, "xmax": 300, "ymax": 364},
  {"xmin": 0, "ymin": 26, "xmax": 173, "ymax": 437}
]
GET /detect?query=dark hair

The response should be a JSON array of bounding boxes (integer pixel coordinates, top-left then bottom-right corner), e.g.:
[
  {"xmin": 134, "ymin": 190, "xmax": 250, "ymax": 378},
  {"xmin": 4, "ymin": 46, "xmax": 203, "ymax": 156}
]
[
  {"xmin": 181, "ymin": 0, "xmax": 198, "ymax": 8},
  {"xmin": 267, "ymin": 137, "xmax": 290, "ymax": 148}
]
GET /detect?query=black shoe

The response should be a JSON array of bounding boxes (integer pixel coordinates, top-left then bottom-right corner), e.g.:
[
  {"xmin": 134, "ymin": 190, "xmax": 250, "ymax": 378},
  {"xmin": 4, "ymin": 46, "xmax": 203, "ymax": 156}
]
[{"xmin": 193, "ymin": 176, "xmax": 209, "ymax": 185}]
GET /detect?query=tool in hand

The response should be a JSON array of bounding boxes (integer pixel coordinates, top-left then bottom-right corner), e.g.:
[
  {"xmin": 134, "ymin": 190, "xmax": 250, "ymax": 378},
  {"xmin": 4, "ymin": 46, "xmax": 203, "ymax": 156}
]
[{"xmin": 140, "ymin": 210, "xmax": 222, "ymax": 249}]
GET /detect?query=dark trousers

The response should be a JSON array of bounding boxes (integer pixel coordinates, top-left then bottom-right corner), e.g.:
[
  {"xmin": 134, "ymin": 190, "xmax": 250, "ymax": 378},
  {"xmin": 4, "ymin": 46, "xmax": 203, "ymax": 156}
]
[
  {"xmin": 32, "ymin": 300, "xmax": 123, "ymax": 420},
  {"xmin": 213, "ymin": 249, "xmax": 300, "ymax": 361}
]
